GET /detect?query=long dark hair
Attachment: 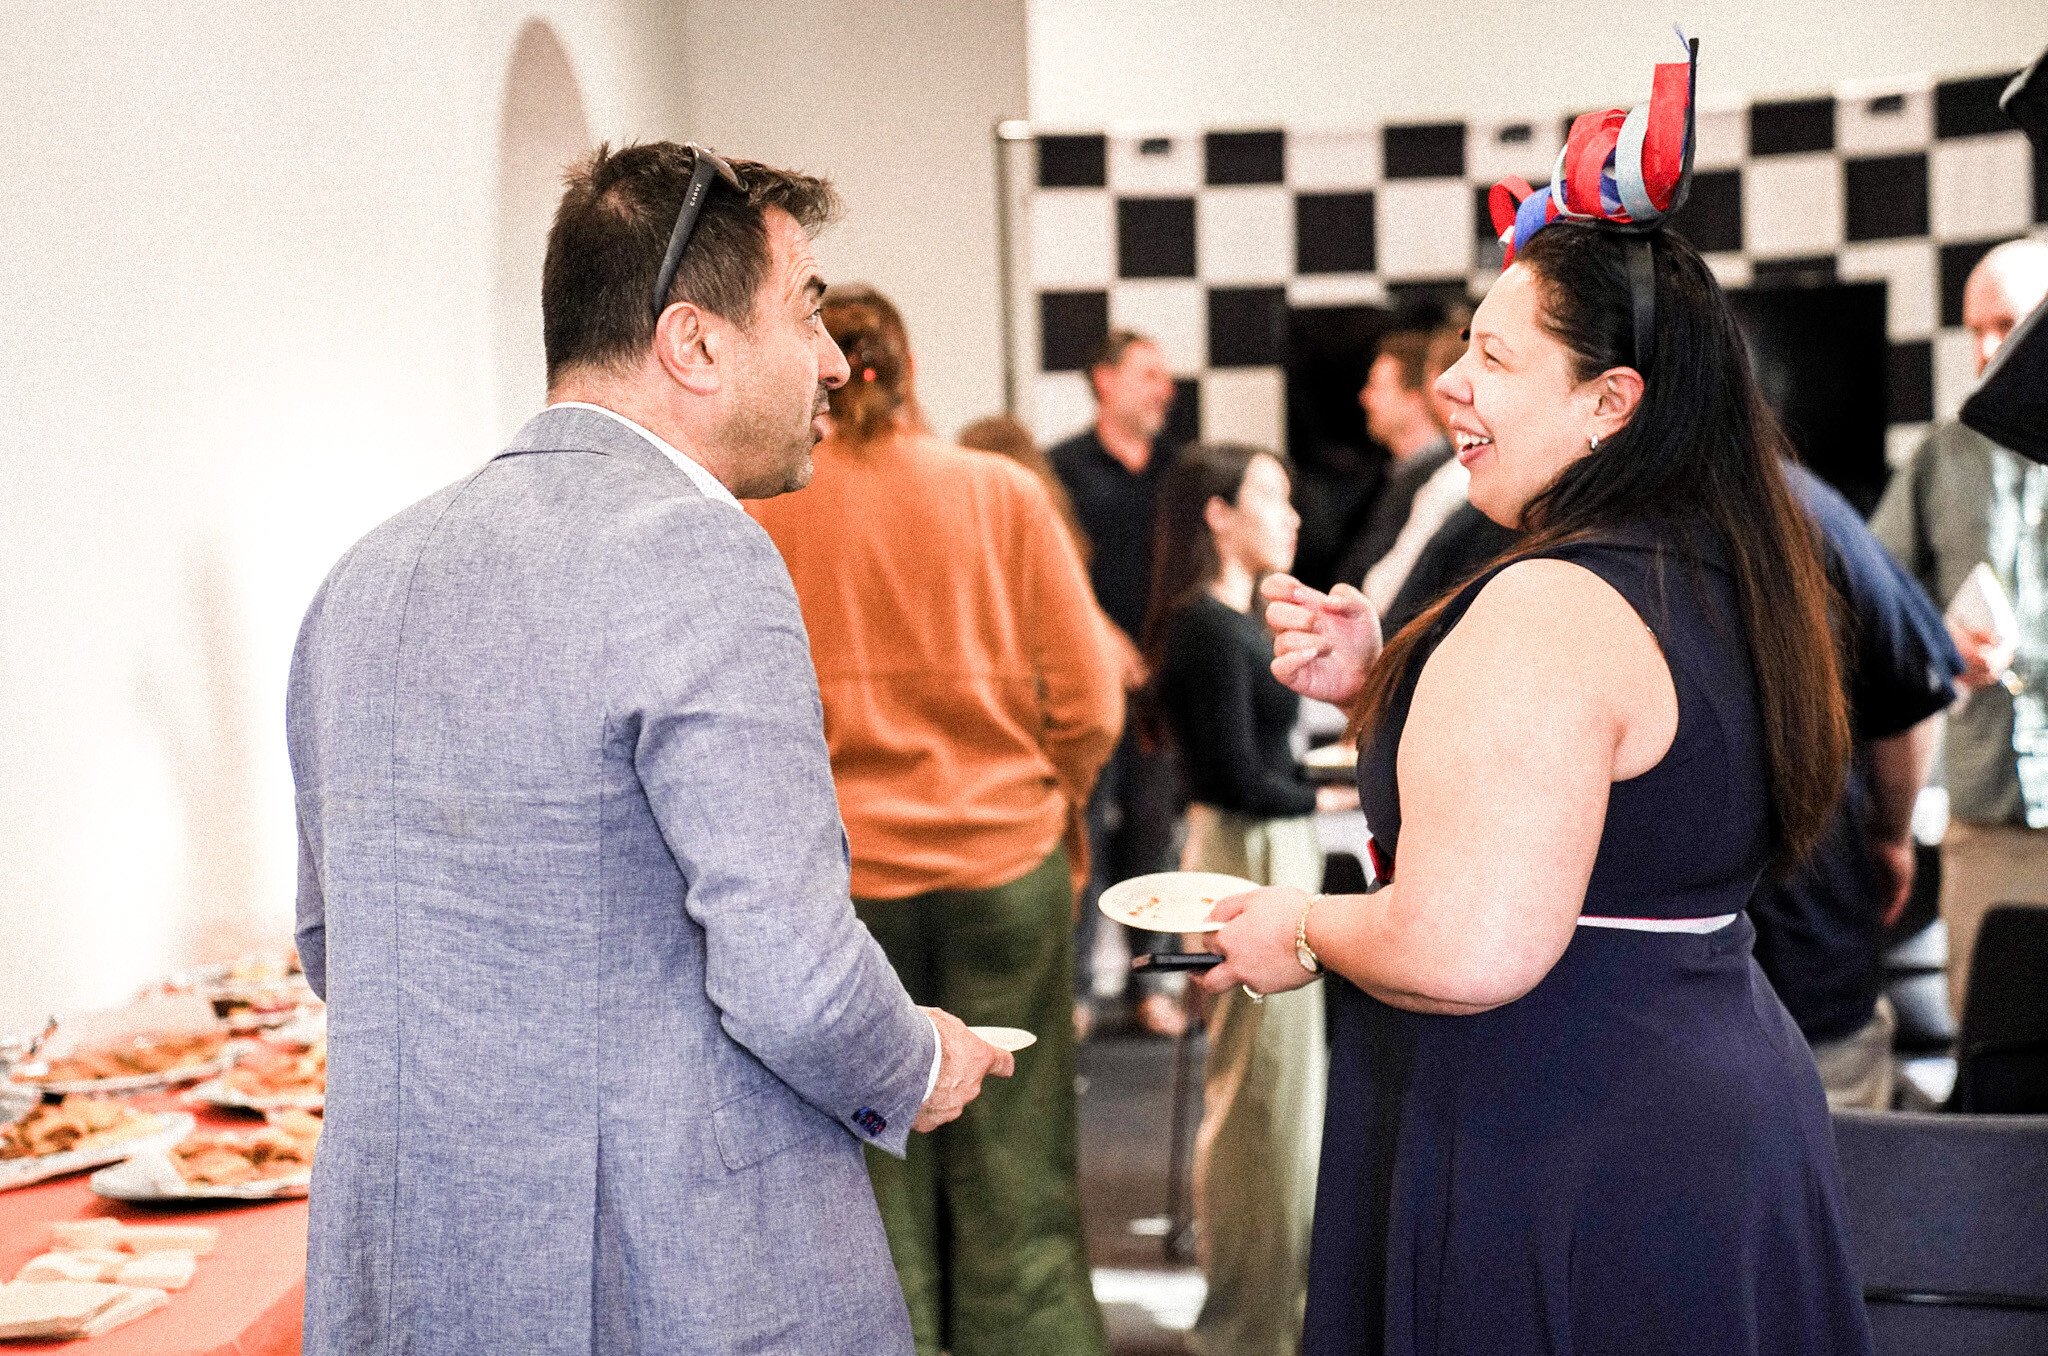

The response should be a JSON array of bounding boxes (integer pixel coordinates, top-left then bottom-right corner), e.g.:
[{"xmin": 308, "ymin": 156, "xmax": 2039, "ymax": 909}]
[
  {"xmin": 1137, "ymin": 443, "xmax": 1283, "ymax": 745},
  {"xmin": 1351, "ymin": 223, "xmax": 1848, "ymax": 871}
]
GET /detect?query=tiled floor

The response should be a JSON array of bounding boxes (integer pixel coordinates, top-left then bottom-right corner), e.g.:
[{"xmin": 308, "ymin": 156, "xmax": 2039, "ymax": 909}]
[{"xmin": 1078, "ymin": 1022, "xmax": 1207, "ymax": 1355}]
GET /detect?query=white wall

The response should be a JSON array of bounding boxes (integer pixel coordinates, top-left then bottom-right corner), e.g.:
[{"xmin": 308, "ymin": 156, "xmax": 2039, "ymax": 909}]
[
  {"xmin": 0, "ymin": 0, "xmax": 1030, "ymax": 1034},
  {"xmin": 674, "ymin": 0, "xmax": 1030, "ymax": 439},
  {"xmin": 0, "ymin": 1, "xmax": 692, "ymax": 1033},
  {"xmin": 13, "ymin": 0, "xmax": 2022, "ymax": 1035},
  {"xmin": 1030, "ymin": 0, "xmax": 2048, "ymax": 129}
]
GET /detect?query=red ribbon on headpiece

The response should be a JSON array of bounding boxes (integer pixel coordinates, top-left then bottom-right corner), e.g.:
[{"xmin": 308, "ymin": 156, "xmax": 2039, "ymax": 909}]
[
  {"xmin": 1640, "ymin": 59, "xmax": 1691, "ymax": 212},
  {"xmin": 1562, "ymin": 109, "xmax": 1629, "ymax": 220}
]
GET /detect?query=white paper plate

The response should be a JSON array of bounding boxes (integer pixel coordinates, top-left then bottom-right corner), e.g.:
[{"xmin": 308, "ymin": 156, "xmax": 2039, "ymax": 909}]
[
  {"xmin": 1097, "ymin": 871, "xmax": 1260, "ymax": 934},
  {"xmin": 11, "ymin": 1053, "xmax": 233, "ymax": 1097},
  {"xmin": 967, "ymin": 1026, "xmax": 1037, "ymax": 1052},
  {"xmin": 1302, "ymin": 742, "xmax": 1358, "ymax": 772},
  {"xmin": 90, "ymin": 1147, "xmax": 311, "ymax": 1202},
  {"xmin": 0, "ymin": 1112, "xmax": 195, "ymax": 1194}
]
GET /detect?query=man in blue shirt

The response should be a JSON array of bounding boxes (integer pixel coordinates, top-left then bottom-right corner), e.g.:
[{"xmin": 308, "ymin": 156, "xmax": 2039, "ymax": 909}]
[{"xmin": 1752, "ymin": 465, "xmax": 1961, "ymax": 1107}]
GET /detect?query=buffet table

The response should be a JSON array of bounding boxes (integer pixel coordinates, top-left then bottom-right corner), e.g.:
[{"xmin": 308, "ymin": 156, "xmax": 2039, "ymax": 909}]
[{"xmin": 0, "ymin": 1100, "xmax": 305, "ymax": 1355}]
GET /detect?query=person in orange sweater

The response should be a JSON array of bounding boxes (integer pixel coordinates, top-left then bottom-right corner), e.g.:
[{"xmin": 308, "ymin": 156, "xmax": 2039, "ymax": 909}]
[{"xmin": 749, "ymin": 284, "xmax": 1124, "ymax": 1356}]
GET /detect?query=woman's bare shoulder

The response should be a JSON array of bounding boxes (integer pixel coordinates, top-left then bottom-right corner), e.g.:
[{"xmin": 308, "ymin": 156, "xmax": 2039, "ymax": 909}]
[
  {"xmin": 1414, "ymin": 555, "xmax": 1674, "ymax": 779},
  {"xmin": 1426, "ymin": 556, "xmax": 1665, "ymax": 701}
]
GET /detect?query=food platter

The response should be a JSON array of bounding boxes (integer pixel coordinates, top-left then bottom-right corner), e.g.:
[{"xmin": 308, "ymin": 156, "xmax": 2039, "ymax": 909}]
[
  {"xmin": 187, "ymin": 1030, "xmax": 325, "ymax": 1112},
  {"xmin": 90, "ymin": 1152, "xmax": 312, "ymax": 1203},
  {"xmin": 0, "ymin": 1105, "xmax": 194, "ymax": 1193},
  {"xmin": 92, "ymin": 1112, "xmax": 320, "ymax": 1202},
  {"xmin": 6, "ymin": 996, "xmax": 236, "ymax": 1096},
  {"xmin": 13, "ymin": 1052, "xmax": 232, "ymax": 1098},
  {"xmin": 185, "ymin": 1077, "xmax": 323, "ymax": 1114}
]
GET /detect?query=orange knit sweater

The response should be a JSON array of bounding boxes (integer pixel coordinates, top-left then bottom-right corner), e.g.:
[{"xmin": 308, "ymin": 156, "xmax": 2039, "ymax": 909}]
[{"xmin": 749, "ymin": 432, "xmax": 1126, "ymax": 900}]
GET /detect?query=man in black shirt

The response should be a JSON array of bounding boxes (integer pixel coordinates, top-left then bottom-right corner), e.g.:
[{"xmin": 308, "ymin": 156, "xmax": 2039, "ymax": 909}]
[
  {"xmin": 1332, "ymin": 330, "xmax": 1454, "ymax": 589},
  {"xmin": 1050, "ymin": 330, "xmax": 1184, "ymax": 1037},
  {"xmin": 1051, "ymin": 331, "xmax": 1176, "ymax": 641},
  {"xmin": 1384, "ymin": 502, "xmax": 1519, "ymax": 632}
]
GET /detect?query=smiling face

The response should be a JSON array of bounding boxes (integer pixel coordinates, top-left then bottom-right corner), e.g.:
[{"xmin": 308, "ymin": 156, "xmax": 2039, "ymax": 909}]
[
  {"xmin": 1433, "ymin": 263, "xmax": 1635, "ymax": 529},
  {"xmin": 719, "ymin": 207, "xmax": 851, "ymax": 497},
  {"xmin": 1208, "ymin": 452, "xmax": 1299, "ymax": 577}
]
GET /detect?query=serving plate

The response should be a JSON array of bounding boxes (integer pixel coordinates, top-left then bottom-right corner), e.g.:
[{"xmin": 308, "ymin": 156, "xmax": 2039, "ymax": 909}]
[{"xmin": 0, "ymin": 1112, "xmax": 195, "ymax": 1193}]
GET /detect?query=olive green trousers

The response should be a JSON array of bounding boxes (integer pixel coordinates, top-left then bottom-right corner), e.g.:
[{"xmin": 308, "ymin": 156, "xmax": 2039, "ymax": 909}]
[{"xmin": 856, "ymin": 845, "xmax": 1107, "ymax": 1356}]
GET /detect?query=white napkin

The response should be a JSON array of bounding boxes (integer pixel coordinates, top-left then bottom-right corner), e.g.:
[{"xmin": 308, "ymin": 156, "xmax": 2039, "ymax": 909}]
[{"xmin": 1946, "ymin": 563, "xmax": 2023, "ymax": 705}]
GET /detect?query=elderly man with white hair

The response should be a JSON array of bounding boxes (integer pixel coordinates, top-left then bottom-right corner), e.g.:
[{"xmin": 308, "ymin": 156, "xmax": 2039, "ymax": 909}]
[{"xmin": 1872, "ymin": 235, "xmax": 2048, "ymax": 1021}]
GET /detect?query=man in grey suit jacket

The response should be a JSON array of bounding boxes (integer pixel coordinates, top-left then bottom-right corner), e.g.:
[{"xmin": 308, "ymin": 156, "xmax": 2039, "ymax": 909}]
[{"xmin": 288, "ymin": 143, "xmax": 1012, "ymax": 1355}]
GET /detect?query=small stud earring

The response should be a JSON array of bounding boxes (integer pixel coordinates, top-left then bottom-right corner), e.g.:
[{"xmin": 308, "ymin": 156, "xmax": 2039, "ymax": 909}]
[{"xmin": 1589, "ymin": 433, "xmax": 1601, "ymax": 452}]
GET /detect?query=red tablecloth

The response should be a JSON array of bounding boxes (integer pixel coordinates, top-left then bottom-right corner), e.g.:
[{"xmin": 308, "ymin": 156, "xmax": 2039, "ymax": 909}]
[{"xmin": 0, "ymin": 1099, "xmax": 305, "ymax": 1355}]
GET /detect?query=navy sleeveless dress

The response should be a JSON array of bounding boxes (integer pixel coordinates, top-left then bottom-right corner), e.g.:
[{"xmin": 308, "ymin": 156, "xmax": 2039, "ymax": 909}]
[{"xmin": 1305, "ymin": 527, "xmax": 1873, "ymax": 1356}]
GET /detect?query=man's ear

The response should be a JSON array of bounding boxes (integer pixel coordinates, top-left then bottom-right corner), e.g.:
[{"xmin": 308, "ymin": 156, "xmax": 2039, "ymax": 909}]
[{"xmin": 653, "ymin": 302, "xmax": 721, "ymax": 397}]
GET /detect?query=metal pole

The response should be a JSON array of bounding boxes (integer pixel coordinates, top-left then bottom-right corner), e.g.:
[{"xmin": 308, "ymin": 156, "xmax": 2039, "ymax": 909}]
[{"xmin": 992, "ymin": 118, "xmax": 1033, "ymax": 418}]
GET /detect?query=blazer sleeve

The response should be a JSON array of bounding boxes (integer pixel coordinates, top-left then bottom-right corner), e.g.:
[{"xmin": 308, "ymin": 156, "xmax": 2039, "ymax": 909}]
[
  {"xmin": 293, "ymin": 804, "xmax": 327, "ymax": 1000},
  {"xmin": 286, "ymin": 577, "xmax": 333, "ymax": 1001},
  {"xmin": 608, "ymin": 497, "xmax": 936, "ymax": 1158}
]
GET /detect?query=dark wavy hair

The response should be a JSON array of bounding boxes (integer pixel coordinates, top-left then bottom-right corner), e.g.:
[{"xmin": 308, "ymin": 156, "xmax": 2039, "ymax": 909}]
[
  {"xmin": 1137, "ymin": 443, "xmax": 1286, "ymax": 747},
  {"xmin": 1350, "ymin": 223, "xmax": 1849, "ymax": 872},
  {"xmin": 542, "ymin": 142, "xmax": 840, "ymax": 383}
]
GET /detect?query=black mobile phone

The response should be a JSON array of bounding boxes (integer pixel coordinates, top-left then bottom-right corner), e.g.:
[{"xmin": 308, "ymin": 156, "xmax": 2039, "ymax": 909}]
[{"xmin": 1130, "ymin": 952, "xmax": 1223, "ymax": 973}]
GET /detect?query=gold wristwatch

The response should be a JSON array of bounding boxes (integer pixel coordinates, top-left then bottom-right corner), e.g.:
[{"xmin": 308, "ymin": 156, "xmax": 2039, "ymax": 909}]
[{"xmin": 1296, "ymin": 895, "xmax": 1323, "ymax": 976}]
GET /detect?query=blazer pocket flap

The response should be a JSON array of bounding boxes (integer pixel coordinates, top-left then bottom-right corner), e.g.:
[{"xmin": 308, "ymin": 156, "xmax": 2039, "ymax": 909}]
[{"xmin": 712, "ymin": 1087, "xmax": 835, "ymax": 1172}]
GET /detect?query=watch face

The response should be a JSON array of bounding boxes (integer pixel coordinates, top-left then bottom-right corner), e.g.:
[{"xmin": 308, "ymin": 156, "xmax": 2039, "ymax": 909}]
[{"xmin": 1296, "ymin": 943, "xmax": 1319, "ymax": 974}]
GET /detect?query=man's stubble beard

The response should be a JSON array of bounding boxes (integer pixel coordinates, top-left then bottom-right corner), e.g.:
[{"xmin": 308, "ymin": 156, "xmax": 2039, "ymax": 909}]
[{"xmin": 724, "ymin": 371, "xmax": 818, "ymax": 500}]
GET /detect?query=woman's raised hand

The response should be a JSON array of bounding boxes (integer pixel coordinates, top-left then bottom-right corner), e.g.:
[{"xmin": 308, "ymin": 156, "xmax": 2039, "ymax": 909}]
[{"xmin": 1262, "ymin": 574, "xmax": 1382, "ymax": 707}]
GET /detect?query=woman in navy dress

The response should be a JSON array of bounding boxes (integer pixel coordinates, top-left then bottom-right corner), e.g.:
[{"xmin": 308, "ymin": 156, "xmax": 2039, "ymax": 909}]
[{"xmin": 1194, "ymin": 50, "xmax": 1875, "ymax": 1354}]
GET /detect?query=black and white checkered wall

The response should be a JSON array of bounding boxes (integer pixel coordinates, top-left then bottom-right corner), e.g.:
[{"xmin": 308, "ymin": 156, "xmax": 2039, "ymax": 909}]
[{"xmin": 1023, "ymin": 69, "xmax": 2048, "ymax": 469}]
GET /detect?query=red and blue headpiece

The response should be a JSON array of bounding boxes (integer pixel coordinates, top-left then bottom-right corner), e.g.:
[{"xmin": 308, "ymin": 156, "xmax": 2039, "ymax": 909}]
[{"xmin": 1487, "ymin": 32, "xmax": 1699, "ymax": 373}]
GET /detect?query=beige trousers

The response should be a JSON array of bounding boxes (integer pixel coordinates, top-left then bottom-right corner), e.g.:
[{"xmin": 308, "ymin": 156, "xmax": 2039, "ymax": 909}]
[
  {"xmin": 1182, "ymin": 806, "xmax": 1326, "ymax": 1356},
  {"xmin": 1811, "ymin": 997, "xmax": 1895, "ymax": 1111},
  {"xmin": 1939, "ymin": 821, "xmax": 2048, "ymax": 1021}
]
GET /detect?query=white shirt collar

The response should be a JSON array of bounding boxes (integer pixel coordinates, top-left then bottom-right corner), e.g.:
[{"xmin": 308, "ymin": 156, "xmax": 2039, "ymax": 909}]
[{"xmin": 544, "ymin": 401, "xmax": 740, "ymax": 508}]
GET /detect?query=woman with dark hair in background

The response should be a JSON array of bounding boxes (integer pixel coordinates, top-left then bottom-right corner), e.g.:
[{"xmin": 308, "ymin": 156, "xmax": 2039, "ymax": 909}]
[
  {"xmin": 1146, "ymin": 442, "xmax": 1351, "ymax": 1356},
  {"xmin": 1195, "ymin": 45, "xmax": 1873, "ymax": 1353},
  {"xmin": 749, "ymin": 286, "xmax": 1122, "ymax": 1356}
]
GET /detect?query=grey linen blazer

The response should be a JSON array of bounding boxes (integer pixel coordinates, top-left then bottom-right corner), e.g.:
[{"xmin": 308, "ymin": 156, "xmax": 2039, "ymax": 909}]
[{"xmin": 288, "ymin": 407, "xmax": 933, "ymax": 1355}]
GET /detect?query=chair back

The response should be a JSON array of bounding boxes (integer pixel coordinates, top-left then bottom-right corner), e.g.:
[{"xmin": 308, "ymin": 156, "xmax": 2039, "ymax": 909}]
[
  {"xmin": 1833, "ymin": 1108, "xmax": 2048, "ymax": 1355},
  {"xmin": 1952, "ymin": 904, "xmax": 2048, "ymax": 1114}
]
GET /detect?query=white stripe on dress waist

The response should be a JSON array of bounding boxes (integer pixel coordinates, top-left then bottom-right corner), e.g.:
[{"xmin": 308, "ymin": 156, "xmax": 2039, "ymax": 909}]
[{"xmin": 1576, "ymin": 913, "xmax": 1738, "ymax": 934}]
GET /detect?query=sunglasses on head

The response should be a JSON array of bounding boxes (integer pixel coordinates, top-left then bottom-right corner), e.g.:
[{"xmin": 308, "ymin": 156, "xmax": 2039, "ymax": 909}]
[{"xmin": 649, "ymin": 144, "xmax": 743, "ymax": 323}]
